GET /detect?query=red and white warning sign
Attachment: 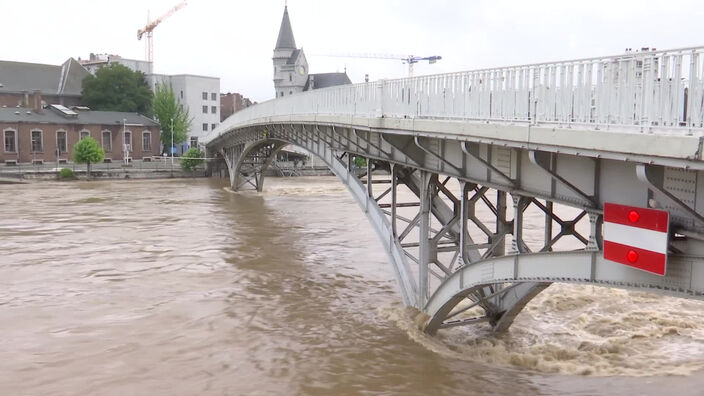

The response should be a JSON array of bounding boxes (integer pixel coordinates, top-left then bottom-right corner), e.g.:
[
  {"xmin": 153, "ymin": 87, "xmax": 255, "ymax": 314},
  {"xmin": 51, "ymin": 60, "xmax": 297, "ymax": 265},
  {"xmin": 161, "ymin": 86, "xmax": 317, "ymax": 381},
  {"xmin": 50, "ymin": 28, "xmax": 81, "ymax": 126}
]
[{"xmin": 603, "ymin": 203, "xmax": 669, "ymax": 276}]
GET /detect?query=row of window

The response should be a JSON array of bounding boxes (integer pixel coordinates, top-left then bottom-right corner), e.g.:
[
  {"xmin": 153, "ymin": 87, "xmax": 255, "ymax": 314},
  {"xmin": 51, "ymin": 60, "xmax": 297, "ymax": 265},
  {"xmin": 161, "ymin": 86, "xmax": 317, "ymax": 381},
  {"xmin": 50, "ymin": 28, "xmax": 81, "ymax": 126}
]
[
  {"xmin": 202, "ymin": 123, "xmax": 218, "ymax": 132},
  {"xmin": 3, "ymin": 129, "xmax": 152, "ymax": 154},
  {"xmin": 202, "ymin": 92, "xmax": 218, "ymax": 101},
  {"xmin": 202, "ymin": 105, "xmax": 218, "ymax": 114}
]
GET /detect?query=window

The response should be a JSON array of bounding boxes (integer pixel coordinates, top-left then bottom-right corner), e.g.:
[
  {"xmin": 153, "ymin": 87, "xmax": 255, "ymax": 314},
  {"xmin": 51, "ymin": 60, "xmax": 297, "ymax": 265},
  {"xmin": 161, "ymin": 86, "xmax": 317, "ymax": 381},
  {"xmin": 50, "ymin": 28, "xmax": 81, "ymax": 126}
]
[
  {"xmin": 202, "ymin": 92, "xmax": 208, "ymax": 100},
  {"xmin": 211, "ymin": 123, "xmax": 216, "ymax": 130},
  {"xmin": 123, "ymin": 131, "xmax": 132, "ymax": 152},
  {"xmin": 56, "ymin": 131, "xmax": 67, "ymax": 154},
  {"xmin": 80, "ymin": 131, "xmax": 90, "ymax": 140},
  {"xmin": 289, "ymin": 74, "xmax": 292, "ymax": 82},
  {"xmin": 190, "ymin": 137, "xmax": 198, "ymax": 147},
  {"xmin": 211, "ymin": 106, "xmax": 216, "ymax": 114},
  {"xmin": 202, "ymin": 105, "xmax": 208, "ymax": 114},
  {"xmin": 31, "ymin": 130, "xmax": 43, "ymax": 152},
  {"xmin": 289, "ymin": 91, "xmax": 292, "ymax": 95},
  {"xmin": 211, "ymin": 93, "xmax": 216, "ymax": 101},
  {"xmin": 102, "ymin": 131, "xmax": 112, "ymax": 152},
  {"xmin": 142, "ymin": 132, "xmax": 152, "ymax": 151},
  {"xmin": 180, "ymin": 90, "xmax": 184, "ymax": 99},
  {"xmin": 202, "ymin": 123, "xmax": 208, "ymax": 131},
  {"xmin": 4, "ymin": 130, "xmax": 16, "ymax": 152},
  {"xmin": 280, "ymin": 91, "xmax": 284, "ymax": 97}
]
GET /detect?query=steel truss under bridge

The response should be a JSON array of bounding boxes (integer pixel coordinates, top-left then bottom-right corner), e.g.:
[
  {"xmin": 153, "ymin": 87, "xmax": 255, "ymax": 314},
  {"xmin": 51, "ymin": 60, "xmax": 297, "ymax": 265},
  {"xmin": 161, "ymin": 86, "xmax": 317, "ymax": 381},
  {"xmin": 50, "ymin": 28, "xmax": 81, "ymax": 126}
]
[
  {"xmin": 207, "ymin": 45, "xmax": 704, "ymax": 334},
  {"xmin": 212, "ymin": 122, "xmax": 704, "ymax": 334}
]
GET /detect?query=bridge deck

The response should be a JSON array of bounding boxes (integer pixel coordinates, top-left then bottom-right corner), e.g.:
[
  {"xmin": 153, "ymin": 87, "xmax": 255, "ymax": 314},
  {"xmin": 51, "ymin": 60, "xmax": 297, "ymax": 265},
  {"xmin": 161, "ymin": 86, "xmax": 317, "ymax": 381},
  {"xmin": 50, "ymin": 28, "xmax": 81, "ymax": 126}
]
[{"xmin": 206, "ymin": 45, "xmax": 704, "ymax": 155}]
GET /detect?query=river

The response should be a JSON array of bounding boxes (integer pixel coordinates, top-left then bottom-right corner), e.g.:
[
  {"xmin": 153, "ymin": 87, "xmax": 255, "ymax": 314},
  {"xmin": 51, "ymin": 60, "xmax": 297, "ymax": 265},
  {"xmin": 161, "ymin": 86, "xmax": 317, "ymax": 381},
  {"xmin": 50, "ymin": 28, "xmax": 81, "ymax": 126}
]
[{"xmin": 2, "ymin": 177, "xmax": 704, "ymax": 395}]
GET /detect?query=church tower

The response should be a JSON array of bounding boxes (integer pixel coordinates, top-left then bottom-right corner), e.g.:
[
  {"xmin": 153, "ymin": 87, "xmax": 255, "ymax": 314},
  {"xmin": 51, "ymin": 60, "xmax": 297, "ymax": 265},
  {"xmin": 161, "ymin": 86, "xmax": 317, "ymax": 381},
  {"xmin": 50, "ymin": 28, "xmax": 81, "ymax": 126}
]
[{"xmin": 273, "ymin": 5, "xmax": 308, "ymax": 98}]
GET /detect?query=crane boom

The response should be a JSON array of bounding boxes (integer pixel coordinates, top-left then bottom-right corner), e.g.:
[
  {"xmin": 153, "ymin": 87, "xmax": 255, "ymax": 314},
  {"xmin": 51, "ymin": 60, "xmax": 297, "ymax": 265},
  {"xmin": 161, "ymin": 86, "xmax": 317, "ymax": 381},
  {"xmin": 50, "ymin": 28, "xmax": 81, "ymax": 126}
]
[
  {"xmin": 137, "ymin": 1, "xmax": 187, "ymax": 63},
  {"xmin": 310, "ymin": 52, "xmax": 442, "ymax": 77}
]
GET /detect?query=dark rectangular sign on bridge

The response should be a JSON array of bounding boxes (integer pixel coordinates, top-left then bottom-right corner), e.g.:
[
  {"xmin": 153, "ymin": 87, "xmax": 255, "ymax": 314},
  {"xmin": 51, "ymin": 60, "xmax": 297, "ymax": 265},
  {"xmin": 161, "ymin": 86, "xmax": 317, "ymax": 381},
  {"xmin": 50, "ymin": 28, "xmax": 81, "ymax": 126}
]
[{"xmin": 603, "ymin": 203, "xmax": 669, "ymax": 276}]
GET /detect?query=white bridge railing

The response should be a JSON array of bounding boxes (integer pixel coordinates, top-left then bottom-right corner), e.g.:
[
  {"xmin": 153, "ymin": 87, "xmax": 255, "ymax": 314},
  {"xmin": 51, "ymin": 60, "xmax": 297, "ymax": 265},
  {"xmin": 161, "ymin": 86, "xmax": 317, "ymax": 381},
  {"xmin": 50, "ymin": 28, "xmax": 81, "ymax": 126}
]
[{"xmin": 207, "ymin": 46, "xmax": 704, "ymax": 144}]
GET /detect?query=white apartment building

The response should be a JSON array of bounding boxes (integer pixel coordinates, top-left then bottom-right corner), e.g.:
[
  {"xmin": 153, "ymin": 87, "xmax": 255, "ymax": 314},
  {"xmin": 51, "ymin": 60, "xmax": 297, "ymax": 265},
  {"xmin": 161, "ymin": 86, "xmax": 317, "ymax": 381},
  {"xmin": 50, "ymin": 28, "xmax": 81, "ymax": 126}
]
[
  {"xmin": 152, "ymin": 74, "xmax": 220, "ymax": 154},
  {"xmin": 79, "ymin": 53, "xmax": 220, "ymax": 154}
]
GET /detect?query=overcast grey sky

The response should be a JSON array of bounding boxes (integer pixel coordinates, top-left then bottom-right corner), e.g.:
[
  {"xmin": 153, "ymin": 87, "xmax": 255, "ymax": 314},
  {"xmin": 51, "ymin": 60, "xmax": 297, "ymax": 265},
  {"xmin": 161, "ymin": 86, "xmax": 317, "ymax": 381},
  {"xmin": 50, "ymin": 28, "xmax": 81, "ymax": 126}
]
[{"xmin": 2, "ymin": 0, "xmax": 703, "ymax": 103}]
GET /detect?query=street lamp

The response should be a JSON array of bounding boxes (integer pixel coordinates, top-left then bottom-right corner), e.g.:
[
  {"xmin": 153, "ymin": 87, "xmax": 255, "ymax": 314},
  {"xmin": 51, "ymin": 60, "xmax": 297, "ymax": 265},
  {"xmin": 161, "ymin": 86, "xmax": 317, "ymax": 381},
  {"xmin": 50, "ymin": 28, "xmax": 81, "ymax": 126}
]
[
  {"xmin": 170, "ymin": 117, "xmax": 174, "ymax": 167},
  {"xmin": 122, "ymin": 118, "xmax": 128, "ymax": 165}
]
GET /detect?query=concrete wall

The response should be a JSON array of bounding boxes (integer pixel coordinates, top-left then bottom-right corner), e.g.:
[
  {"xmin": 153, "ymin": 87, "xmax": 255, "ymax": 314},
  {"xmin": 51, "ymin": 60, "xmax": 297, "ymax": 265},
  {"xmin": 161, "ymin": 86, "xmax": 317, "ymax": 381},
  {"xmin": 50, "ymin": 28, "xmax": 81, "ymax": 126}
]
[
  {"xmin": 112, "ymin": 58, "xmax": 152, "ymax": 76},
  {"xmin": 81, "ymin": 57, "xmax": 153, "ymax": 77}
]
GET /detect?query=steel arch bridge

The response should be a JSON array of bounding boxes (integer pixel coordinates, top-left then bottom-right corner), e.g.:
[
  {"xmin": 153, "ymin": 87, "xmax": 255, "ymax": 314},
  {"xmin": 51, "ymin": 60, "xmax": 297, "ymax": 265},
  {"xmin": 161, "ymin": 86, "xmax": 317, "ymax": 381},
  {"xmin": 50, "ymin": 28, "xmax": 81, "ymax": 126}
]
[{"xmin": 204, "ymin": 46, "xmax": 704, "ymax": 334}]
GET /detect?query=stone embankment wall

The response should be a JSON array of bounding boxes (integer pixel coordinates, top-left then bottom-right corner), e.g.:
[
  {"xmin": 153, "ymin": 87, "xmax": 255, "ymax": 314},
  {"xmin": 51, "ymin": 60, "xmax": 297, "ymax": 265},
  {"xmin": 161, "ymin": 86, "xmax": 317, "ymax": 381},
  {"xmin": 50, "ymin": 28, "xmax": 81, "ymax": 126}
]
[{"xmin": 0, "ymin": 169, "xmax": 206, "ymax": 181}]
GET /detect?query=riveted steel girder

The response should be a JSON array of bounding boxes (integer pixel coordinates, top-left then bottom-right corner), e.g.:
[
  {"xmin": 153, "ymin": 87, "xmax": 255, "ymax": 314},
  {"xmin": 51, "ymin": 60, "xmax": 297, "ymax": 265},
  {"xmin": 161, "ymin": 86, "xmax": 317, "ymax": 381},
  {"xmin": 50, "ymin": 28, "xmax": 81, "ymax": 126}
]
[{"xmin": 209, "ymin": 122, "xmax": 704, "ymax": 334}]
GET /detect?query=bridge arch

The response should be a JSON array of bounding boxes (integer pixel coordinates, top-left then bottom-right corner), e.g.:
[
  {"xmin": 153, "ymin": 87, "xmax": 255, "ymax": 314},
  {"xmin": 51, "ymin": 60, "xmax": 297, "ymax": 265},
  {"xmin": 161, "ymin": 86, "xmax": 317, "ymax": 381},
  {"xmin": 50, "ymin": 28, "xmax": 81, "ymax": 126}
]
[
  {"xmin": 221, "ymin": 131, "xmax": 420, "ymax": 307},
  {"xmin": 213, "ymin": 125, "xmax": 568, "ymax": 332},
  {"xmin": 209, "ymin": 119, "xmax": 704, "ymax": 335}
]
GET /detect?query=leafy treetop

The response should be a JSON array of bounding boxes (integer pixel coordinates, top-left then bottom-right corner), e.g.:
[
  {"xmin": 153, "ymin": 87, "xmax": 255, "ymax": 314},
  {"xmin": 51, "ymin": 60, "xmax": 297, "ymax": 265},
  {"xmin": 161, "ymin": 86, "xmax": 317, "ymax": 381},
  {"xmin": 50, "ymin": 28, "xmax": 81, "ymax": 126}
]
[
  {"xmin": 82, "ymin": 64, "xmax": 153, "ymax": 116},
  {"xmin": 72, "ymin": 137, "xmax": 105, "ymax": 165},
  {"xmin": 152, "ymin": 82, "xmax": 191, "ymax": 154}
]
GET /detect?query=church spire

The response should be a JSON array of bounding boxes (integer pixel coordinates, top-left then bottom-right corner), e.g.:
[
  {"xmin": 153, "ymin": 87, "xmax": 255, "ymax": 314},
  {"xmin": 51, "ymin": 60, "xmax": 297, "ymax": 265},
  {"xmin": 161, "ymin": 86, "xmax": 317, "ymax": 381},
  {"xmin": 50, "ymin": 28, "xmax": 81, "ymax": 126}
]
[{"xmin": 275, "ymin": 5, "xmax": 297, "ymax": 50}]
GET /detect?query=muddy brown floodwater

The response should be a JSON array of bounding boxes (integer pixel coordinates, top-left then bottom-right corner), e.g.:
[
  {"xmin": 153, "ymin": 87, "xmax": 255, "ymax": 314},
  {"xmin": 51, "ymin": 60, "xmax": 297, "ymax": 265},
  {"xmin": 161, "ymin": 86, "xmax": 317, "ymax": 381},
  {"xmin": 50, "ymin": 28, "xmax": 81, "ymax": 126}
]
[{"xmin": 2, "ymin": 177, "xmax": 704, "ymax": 395}]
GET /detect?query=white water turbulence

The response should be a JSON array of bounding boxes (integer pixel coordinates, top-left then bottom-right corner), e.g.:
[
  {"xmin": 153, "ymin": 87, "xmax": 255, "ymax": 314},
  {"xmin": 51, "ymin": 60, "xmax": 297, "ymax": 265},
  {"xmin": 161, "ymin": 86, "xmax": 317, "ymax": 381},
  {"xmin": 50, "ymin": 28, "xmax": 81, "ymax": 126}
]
[{"xmin": 383, "ymin": 284, "xmax": 704, "ymax": 376}]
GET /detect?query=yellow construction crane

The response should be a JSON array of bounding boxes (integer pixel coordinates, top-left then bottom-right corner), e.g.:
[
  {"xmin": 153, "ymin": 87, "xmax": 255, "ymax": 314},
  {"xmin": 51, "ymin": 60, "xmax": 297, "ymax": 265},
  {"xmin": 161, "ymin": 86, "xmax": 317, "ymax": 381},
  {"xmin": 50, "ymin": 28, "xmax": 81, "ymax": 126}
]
[{"xmin": 137, "ymin": 1, "xmax": 188, "ymax": 64}]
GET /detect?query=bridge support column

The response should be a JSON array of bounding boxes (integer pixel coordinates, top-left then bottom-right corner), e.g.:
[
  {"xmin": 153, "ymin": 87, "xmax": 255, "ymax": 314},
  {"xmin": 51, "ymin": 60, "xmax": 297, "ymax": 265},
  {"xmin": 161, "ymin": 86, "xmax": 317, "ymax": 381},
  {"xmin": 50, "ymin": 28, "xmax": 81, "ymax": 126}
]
[
  {"xmin": 495, "ymin": 190, "xmax": 508, "ymax": 257},
  {"xmin": 511, "ymin": 195, "xmax": 531, "ymax": 253},
  {"xmin": 391, "ymin": 164, "xmax": 399, "ymax": 237},
  {"xmin": 229, "ymin": 141, "xmax": 286, "ymax": 192},
  {"xmin": 587, "ymin": 212, "xmax": 603, "ymax": 251},
  {"xmin": 459, "ymin": 182, "xmax": 472, "ymax": 266},
  {"xmin": 418, "ymin": 171, "xmax": 434, "ymax": 306}
]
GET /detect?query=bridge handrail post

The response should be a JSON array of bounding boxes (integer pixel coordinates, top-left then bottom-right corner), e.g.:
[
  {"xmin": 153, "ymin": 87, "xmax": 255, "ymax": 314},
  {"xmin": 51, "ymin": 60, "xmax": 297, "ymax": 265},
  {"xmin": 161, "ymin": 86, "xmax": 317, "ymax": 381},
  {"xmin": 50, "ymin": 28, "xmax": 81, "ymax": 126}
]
[{"xmin": 375, "ymin": 79, "xmax": 386, "ymax": 118}]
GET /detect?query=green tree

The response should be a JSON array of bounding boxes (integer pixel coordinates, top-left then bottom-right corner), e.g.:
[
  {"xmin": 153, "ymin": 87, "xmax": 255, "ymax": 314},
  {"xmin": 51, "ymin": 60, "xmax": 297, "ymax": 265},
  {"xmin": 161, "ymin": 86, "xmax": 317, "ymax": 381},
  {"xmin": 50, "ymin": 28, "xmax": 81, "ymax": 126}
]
[
  {"xmin": 152, "ymin": 82, "xmax": 190, "ymax": 155},
  {"xmin": 58, "ymin": 168, "xmax": 76, "ymax": 180},
  {"xmin": 73, "ymin": 137, "xmax": 105, "ymax": 179},
  {"xmin": 82, "ymin": 64, "xmax": 153, "ymax": 115},
  {"xmin": 180, "ymin": 147, "xmax": 204, "ymax": 171},
  {"xmin": 353, "ymin": 156, "xmax": 367, "ymax": 168}
]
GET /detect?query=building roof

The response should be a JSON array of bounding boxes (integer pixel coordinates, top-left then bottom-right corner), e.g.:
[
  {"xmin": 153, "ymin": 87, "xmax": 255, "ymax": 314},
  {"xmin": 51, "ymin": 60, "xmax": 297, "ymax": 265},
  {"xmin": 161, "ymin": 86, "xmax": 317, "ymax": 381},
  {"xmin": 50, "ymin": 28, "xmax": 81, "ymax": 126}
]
[
  {"xmin": 0, "ymin": 58, "xmax": 90, "ymax": 96},
  {"xmin": 275, "ymin": 6, "xmax": 297, "ymax": 50},
  {"xmin": 305, "ymin": 73, "xmax": 352, "ymax": 90},
  {"xmin": 0, "ymin": 106, "xmax": 159, "ymax": 127}
]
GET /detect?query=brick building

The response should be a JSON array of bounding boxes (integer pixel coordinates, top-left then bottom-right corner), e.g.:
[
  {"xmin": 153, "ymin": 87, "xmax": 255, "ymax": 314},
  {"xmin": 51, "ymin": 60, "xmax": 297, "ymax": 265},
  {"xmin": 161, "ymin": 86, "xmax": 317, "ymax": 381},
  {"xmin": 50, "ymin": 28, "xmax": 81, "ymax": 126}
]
[
  {"xmin": 0, "ymin": 58, "xmax": 89, "ymax": 108},
  {"xmin": 220, "ymin": 92, "xmax": 253, "ymax": 121},
  {"xmin": 1, "ymin": 104, "xmax": 160, "ymax": 164}
]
